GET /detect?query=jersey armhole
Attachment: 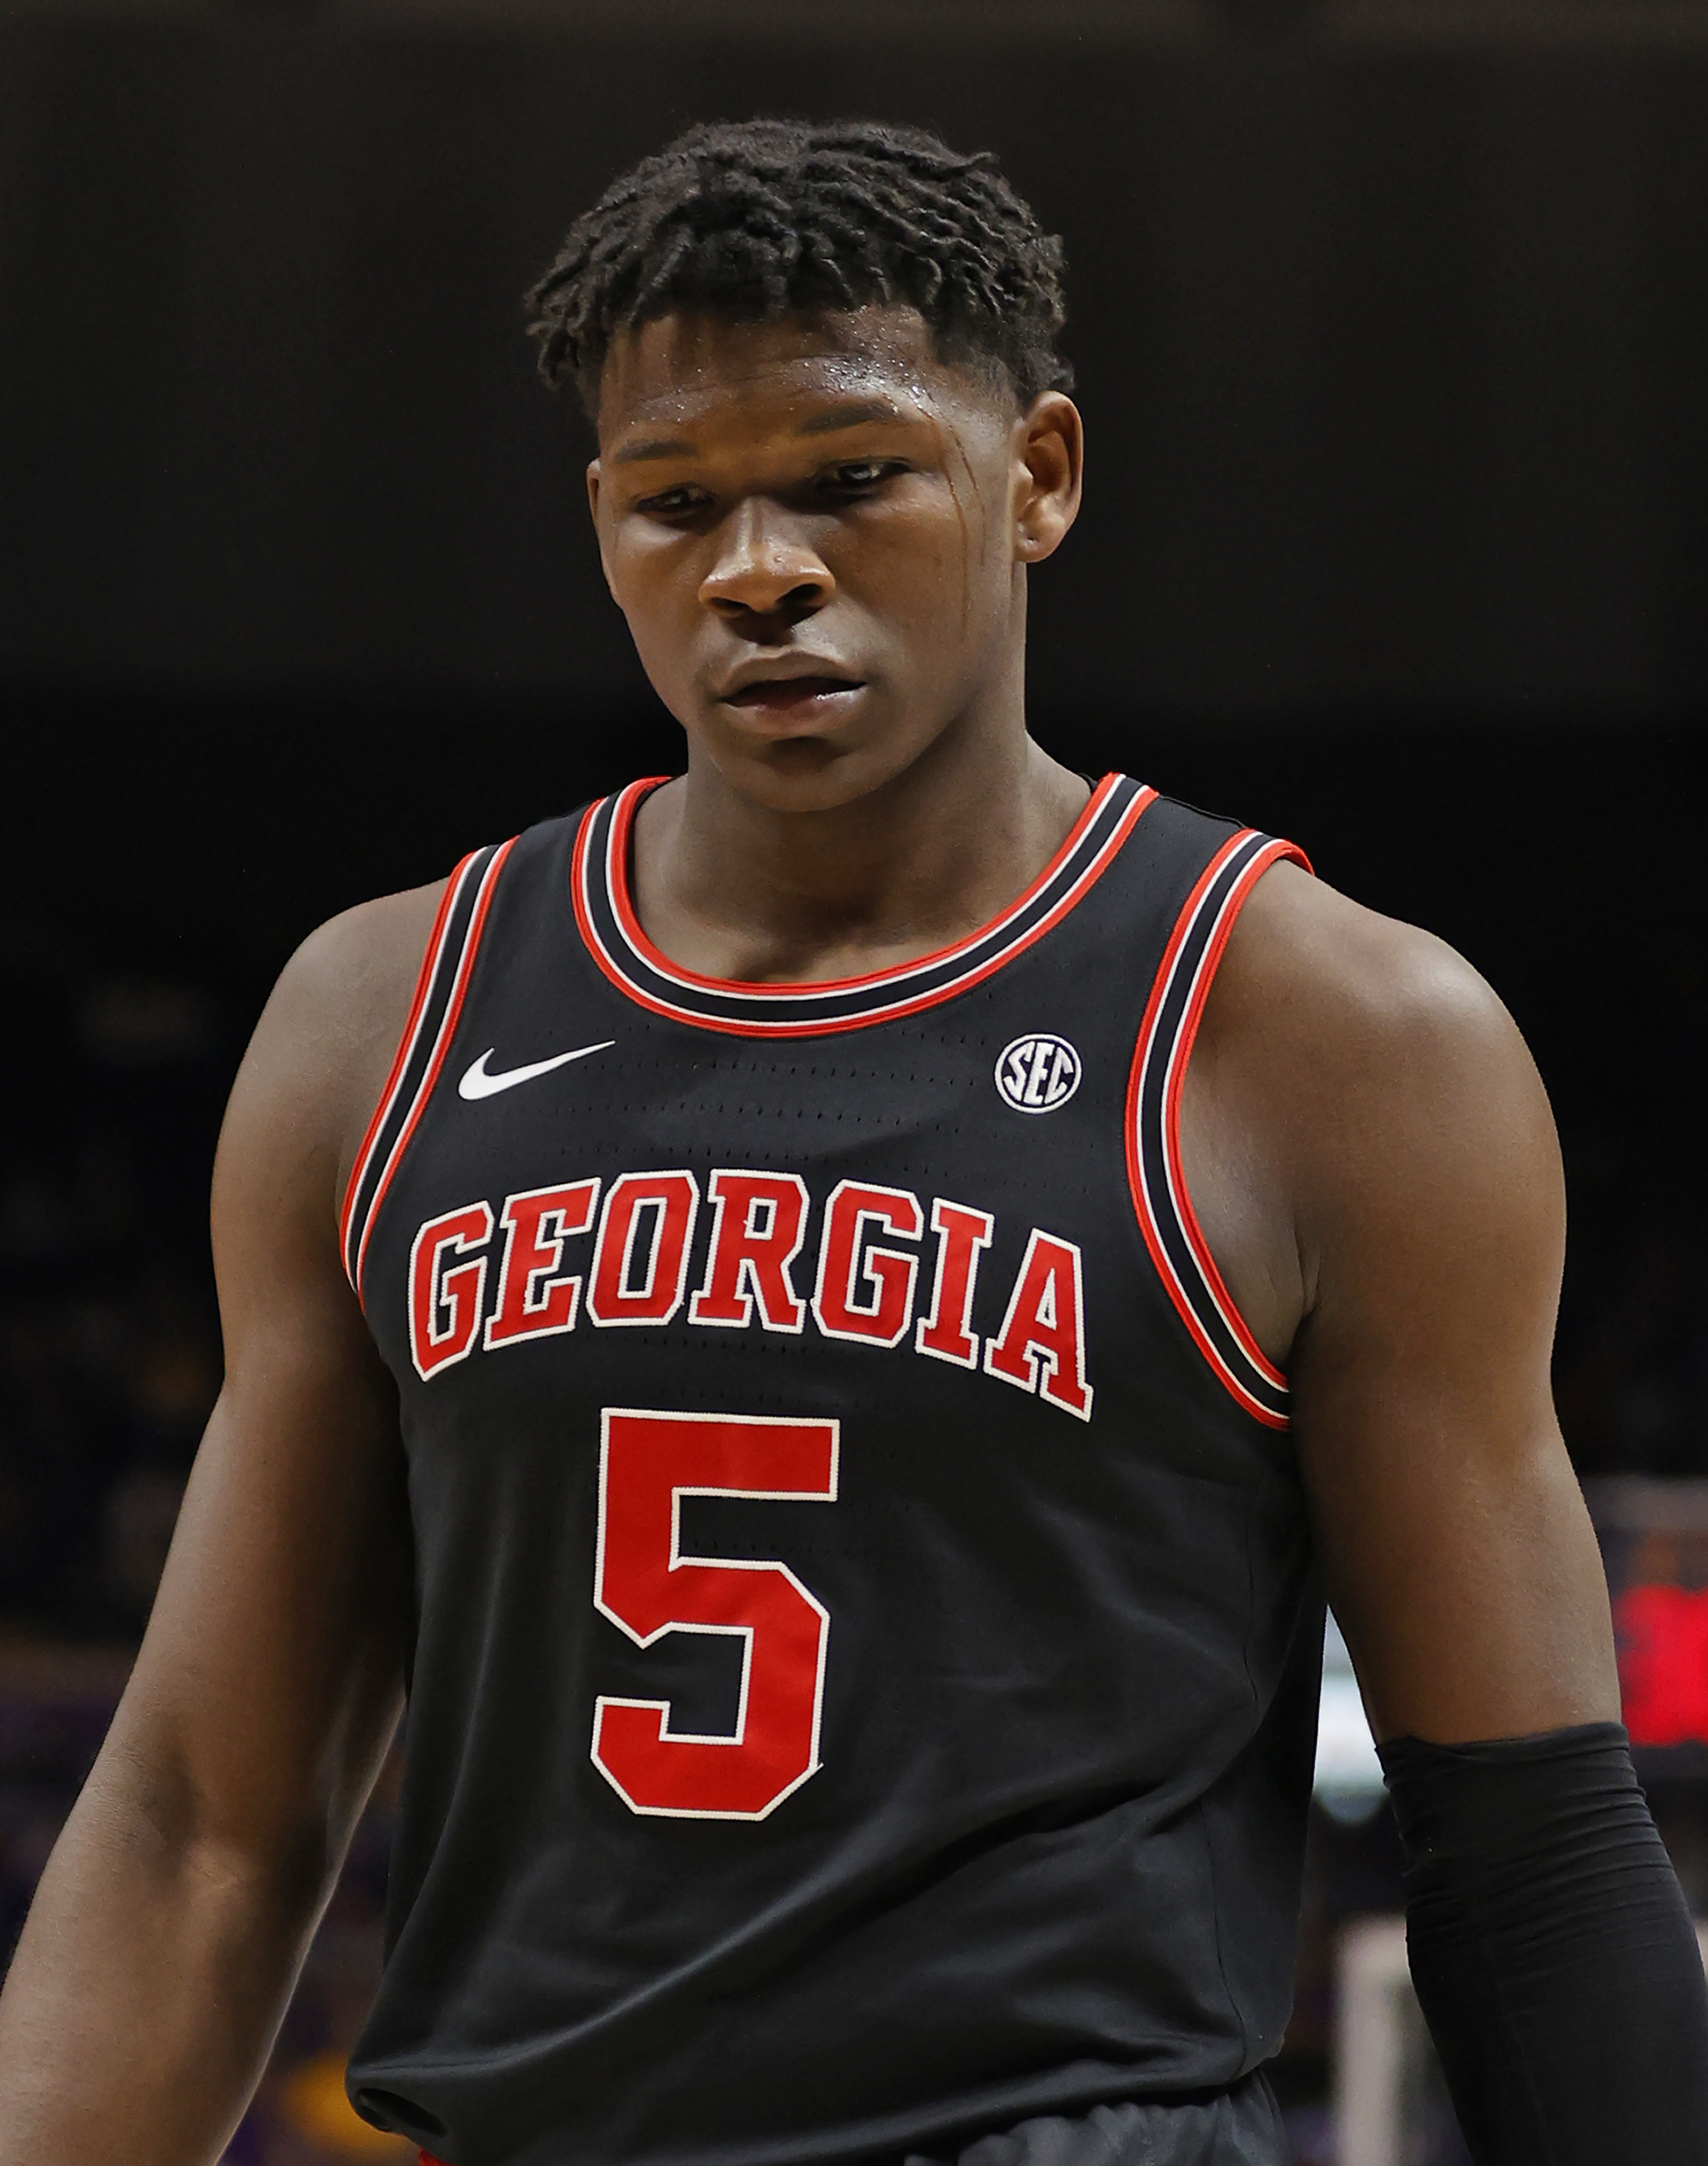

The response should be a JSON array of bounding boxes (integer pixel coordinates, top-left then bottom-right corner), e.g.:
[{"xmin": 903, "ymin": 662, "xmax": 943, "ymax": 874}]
[
  {"xmin": 1125, "ymin": 830, "xmax": 1311, "ymax": 1430},
  {"xmin": 338, "ymin": 839, "xmax": 515, "ymax": 1301}
]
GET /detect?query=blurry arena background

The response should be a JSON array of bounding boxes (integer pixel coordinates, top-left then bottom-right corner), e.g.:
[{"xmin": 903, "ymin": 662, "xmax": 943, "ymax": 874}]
[{"xmin": 2, "ymin": 1, "xmax": 1705, "ymax": 2158}]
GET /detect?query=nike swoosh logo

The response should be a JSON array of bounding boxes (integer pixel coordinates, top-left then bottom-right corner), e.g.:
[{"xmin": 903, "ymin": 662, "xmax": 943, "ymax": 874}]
[{"xmin": 457, "ymin": 1041, "xmax": 615, "ymax": 1101}]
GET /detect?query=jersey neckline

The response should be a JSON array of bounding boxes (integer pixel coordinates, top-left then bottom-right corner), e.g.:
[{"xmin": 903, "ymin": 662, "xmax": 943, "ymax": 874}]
[{"xmin": 569, "ymin": 771, "xmax": 1157, "ymax": 1037}]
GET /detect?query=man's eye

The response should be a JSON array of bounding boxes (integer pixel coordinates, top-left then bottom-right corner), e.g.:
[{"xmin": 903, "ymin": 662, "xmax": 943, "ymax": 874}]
[
  {"xmin": 637, "ymin": 486, "xmax": 711, "ymax": 516},
  {"xmin": 823, "ymin": 460, "xmax": 901, "ymax": 493}
]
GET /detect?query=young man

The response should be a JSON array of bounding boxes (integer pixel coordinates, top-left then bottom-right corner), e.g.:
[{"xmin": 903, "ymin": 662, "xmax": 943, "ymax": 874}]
[{"xmin": 0, "ymin": 119, "xmax": 1704, "ymax": 2166}]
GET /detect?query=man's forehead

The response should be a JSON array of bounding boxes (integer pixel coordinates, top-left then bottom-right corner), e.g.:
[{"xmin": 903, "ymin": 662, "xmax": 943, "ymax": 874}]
[{"xmin": 597, "ymin": 306, "xmax": 992, "ymax": 451}]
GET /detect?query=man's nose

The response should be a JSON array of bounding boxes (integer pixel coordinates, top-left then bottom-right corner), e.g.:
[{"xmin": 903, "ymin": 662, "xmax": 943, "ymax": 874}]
[{"xmin": 699, "ymin": 498, "xmax": 835, "ymax": 623}]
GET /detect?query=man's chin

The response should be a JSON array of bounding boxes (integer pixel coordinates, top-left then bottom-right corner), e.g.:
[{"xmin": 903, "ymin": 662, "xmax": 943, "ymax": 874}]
[
  {"xmin": 732, "ymin": 738, "xmax": 875, "ymax": 815},
  {"xmin": 698, "ymin": 719, "xmax": 928, "ymax": 819}
]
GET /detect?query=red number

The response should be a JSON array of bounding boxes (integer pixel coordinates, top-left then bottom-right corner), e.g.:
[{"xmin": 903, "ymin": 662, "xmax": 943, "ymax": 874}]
[{"xmin": 591, "ymin": 1409, "xmax": 839, "ymax": 1820}]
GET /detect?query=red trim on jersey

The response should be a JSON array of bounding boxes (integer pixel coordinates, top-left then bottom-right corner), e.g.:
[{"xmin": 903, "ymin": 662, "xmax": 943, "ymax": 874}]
[
  {"xmin": 573, "ymin": 774, "xmax": 1156, "ymax": 1036},
  {"xmin": 1125, "ymin": 832, "xmax": 1309, "ymax": 1428},
  {"xmin": 569, "ymin": 792, "xmax": 610, "ymax": 985},
  {"xmin": 1162, "ymin": 837, "xmax": 1307, "ymax": 1384},
  {"xmin": 353, "ymin": 837, "xmax": 517, "ymax": 1302},
  {"xmin": 607, "ymin": 771, "xmax": 1116, "ymax": 996},
  {"xmin": 338, "ymin": 853, "xmax": 473, "ymax": 1272}
]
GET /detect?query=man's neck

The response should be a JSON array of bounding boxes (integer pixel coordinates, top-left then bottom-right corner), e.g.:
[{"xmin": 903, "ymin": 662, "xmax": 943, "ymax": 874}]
[{"xmin": 629, "ymin": 712, "xmax": 1092, "ymax": 988}]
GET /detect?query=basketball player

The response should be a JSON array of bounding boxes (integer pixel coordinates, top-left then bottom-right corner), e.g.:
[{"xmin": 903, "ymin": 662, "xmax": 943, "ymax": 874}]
[{"xmin": 1, "ymin": 120, "xmax": 1704, "ymax": 2166}]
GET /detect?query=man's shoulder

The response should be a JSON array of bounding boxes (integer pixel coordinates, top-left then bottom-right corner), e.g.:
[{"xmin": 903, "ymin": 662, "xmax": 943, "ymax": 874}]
[
  {"xmin": 1205, "ymin": 858, "xmax": 1558, "ymax": 1238},
  {"xmin": 1223, "ymin": 859, "xmax": 1514, "ymax": 1080},
  {"xmin": 221, "ymin": 877, "xmax": 454, "ymax": 1232},
  {"xmin": 283, "ymin": 878, "xmax": 453, "ymax": 1034}
]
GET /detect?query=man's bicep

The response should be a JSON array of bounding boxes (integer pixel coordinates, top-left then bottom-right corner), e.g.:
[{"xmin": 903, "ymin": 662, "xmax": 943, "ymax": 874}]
[
  {"xmin": 1289, "ymin": 940, "xmax": 1618, "ymax": 1745},
  {"xmin": 107, "ymin": 921, "xmax": 419, "ymax": 1863}
]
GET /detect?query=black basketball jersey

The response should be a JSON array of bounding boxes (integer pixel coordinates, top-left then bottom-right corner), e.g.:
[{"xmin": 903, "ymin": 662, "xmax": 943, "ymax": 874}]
[{"xmin": 339, "ymin": 773, "xmax": 1323, "ymax": 2166}]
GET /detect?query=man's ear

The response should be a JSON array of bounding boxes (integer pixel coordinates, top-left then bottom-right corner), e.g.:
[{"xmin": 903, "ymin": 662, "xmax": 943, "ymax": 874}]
[
  {"xmin": 1011, "ymin": 392, "xmax": 1084, "ymax": 565},
  {"xmin": 587, "ymin": 458, "xmax": 617, "ymax": 594}
]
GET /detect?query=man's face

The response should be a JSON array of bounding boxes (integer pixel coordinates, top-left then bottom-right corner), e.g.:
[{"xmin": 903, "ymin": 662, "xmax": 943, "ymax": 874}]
[{"xmin": 587, "ymin": 305, "xmax": 1081, "ymax": 814}]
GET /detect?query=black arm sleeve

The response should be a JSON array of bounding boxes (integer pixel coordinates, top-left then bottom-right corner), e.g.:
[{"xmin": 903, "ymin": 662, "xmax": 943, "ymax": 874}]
[{"xmin": 1378, "ymin": 1722, "xmax": 1708, "ymax": 2165}]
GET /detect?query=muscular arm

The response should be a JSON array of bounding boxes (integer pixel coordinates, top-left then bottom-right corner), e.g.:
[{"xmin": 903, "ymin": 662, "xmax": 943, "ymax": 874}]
[
  {"xmin": 1184, "ymin": 865, "xmax": 1708, "ymax": 2163},
  {"xmin": 1181, "ymin": 861, "xmax": 1616, "ymax": 1740},
  {"xmin": 0, "ymin": 882, "xmax": 443, "ymax": 2166}
]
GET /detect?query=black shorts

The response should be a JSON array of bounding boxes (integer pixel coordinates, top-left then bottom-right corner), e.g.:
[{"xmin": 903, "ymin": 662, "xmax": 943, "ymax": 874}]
[
  {"xmin": 900, "ymin": 2074, "xmax": 1286, "ymax": 2166},
  {"xmin": 419, "ymin": 2072, "xmax": 1285, "ymax": 2166}
]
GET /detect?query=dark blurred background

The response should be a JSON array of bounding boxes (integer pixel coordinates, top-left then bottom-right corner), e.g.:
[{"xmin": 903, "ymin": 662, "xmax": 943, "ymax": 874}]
[{"xmin": 1, "ymin": 0, "xmax": 1705, "ymax": 2158}]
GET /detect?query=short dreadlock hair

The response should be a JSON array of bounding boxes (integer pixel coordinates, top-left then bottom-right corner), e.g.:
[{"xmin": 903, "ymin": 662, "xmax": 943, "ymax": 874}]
[{"xmin": 525, "ymin": 117, "xmax": 1072, "ymax": 418}]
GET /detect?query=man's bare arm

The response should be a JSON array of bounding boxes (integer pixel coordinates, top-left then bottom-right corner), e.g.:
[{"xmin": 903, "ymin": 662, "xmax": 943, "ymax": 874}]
[
  {"xmin": 0, "ymin": 882, "xmax": 443, "ymax": 2166},
  {"xmin": 1182, "ymin": 862, "xmax": 1618, "ymax": 1738},
  {"xmin": 1184, "ymin": 866, "xmax": 1708, "ymax": 2163}
]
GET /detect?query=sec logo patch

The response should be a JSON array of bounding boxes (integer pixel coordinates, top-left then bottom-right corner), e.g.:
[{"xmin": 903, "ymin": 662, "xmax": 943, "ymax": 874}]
[{"xmin": 995, "ymin": 1033, "xmax": 1083, "ymax": 1114}]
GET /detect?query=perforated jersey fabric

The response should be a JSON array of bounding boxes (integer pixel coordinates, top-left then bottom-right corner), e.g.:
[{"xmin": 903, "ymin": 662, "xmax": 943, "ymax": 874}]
[{"xmin": 345, "ymin": 776, "xmax": 1318, "ymax": 2166}]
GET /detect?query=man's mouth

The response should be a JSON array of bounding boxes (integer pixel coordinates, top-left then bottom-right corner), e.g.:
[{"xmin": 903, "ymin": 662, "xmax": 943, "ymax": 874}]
[{"xmin": 720, "ymin": 675, "xmax": 866, "ymax": 712}]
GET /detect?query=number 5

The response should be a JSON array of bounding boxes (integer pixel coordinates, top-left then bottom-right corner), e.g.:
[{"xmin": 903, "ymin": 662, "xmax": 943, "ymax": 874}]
[{"xmin": 591, "ymin": 1408, "xmax": 839, "ymax": 1820}]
